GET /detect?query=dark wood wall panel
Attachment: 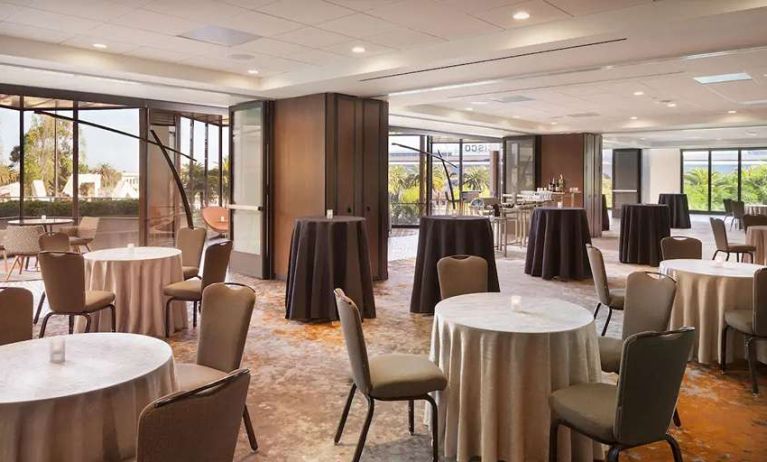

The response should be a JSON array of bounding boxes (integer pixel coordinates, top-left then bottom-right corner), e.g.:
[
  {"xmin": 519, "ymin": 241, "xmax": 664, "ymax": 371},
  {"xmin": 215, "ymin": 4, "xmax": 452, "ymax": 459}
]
[
  {"xmin": 333, "ymin": 95, "xmax": 357, "ymax": 215},
  {"xmin": 362, "ymin": 99, "xmax": 382, "ymax": 278},
  {"xmin": 540, "ymin": 134, "xmax": 585, "ymax": 207}
]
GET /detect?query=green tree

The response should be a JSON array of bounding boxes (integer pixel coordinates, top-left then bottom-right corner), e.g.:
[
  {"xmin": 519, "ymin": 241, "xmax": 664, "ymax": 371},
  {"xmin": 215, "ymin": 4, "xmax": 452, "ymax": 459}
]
[
  {"xmin": 10, "ymin": 115, "xmax": 74, "ymax": 197},
  {"xmin": 463, "ymin": 167, "xmax": 490, "ymax": 194},
  {"xmin": 90, "ymin": 163, "xmax": 122, "ymax": 194}
]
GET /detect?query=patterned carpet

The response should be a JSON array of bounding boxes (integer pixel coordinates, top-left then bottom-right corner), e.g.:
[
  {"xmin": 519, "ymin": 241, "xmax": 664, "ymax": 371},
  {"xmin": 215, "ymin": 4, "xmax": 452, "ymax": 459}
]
[{"xmin": 11, "ymin": 221, "xmax": 767, "ymax": 461}]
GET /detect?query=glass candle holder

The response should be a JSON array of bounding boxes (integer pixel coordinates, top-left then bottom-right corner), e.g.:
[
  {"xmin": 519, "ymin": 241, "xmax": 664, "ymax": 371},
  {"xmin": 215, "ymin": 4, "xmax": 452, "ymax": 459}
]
[
  {"xmin": 326, "ymin": 209, "xmax": 334, "ymax": 220},
  {"xmin": 510, "ymin": 295, "xmax": 522, "ymax": 311},
  {"xmin": 49, "ymin": 336, "xmax": 66, "ymax": 364},
  {"xmin": 41, "ymin": 214, "xmax": 47, "ymax": 221},
  {"xmin": 557, "ymin": 201, "xmax": 563, "ymax": 208}
]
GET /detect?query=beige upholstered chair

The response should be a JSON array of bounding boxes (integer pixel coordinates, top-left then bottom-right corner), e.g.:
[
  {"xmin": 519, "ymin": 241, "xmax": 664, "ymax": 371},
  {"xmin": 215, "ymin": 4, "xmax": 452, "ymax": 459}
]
[
  {"xmin": 710, "ymin": 217, "xmax": 754, "ymax": 262},
  {"xmin": 177, "ymin": 227, "xmax": 207, "ymax": 280},
  {"xmin": 437, "ymin": 255, "xmax": 488, "ymax": 300},
  {"xmin": 587, "ymin": 245, "xmax": 625, "ymax": 336},
  {"xmin": 743, "ymin": 214, "xmax": 767, "ymax": 232},
  {"xmin": 660, "ymin": 236, "xmax": 702, "ymax": 261},
  {"xmin": 730, "ymin": 200, "xmax": 746, "ymax": 230},
  {"xmin": 334, "ymin": 289, "xmax": 446, "ymax": 462},
  {"xmin": 38, "ymin": 251, "xmax": 116, "ymax": 337},
  {"xmin": 3, "ymin": 226, "xmax": 43, "ymax": 281},
  {"xmin": 134, "ymin": 369, "xmax": 251, "ymax": 462},
  {"xmin": 64, "ymin": 216, "xmax": 99, "ymax": 252},
  {"xmin": 163, "ymin": 240, "xmax": 232, "ymax": 337},
  {"xmin": 34, "ymin": 232, "xmax": 72, "ymax": 324},
  {"xmin": 721, "ymin": 267, "xmax": 767, "ymax": 394},
  {"xmin": 0, "ymin": 286, "xmax": 33, "ymax": 345},
  {"xmin": 550, "ymin": 328, "xmax": 695, "ymax": 462}
]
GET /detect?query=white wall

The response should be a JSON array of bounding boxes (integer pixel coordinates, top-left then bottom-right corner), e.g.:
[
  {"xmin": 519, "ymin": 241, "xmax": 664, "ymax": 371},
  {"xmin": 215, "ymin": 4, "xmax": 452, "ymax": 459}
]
[{"xmin": 641, "ymin": 148, "xmax": 681, "ymax": 203}]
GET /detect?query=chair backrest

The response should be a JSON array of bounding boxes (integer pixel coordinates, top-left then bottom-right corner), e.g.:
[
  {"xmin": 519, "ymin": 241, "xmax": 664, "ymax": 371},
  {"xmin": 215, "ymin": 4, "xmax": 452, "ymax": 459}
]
[
  {"xmin": 201, "ymin": 241, "xmax": 233, "ymax": 289},
  {"xmin": 177, "ymin": 227, "xmax": 207, "ymax": 268},
  {"xmin": 732, "ymin": 200, "xmax": 746, "ymax": 218},
  {"xmin": 709, "ymin": 218, "xmax": 729, "ymax": 251},
  {"xmin": 614, "ymin": 328, "xmax": 695, "ymax": 446},
  {"xmin": 136, "ymin": 369, "xmax": 250, "ymax": 462},
  {"xmin": 4, "ymin": 226, "xmax": 43, "ymax": 255},
  {"xmin": 753, "ymin": 268, "xmax": 767, "ymax": 337},
  {"xmin": 437, "ymin": 255, "xmax": 488, "ymax": 300},
  {"xmin": 660, "ymin": 236, "xmax": 702, "ymax": 260},
  {"xmin": 622, "ymin": 272, "xmax": 677, "ymax": 339},
  {"xmin": 38, "ymin": 252, "xmax": 86, "ymax": 313},
  {"xmin": 197, "ymin": 283, "xmax": 255, "ymax": 372},
  {"xmin": 334, "ymin": 289, "xmax": 372, "ymax": 395},
  {"xmin": 38, "ymin": 232, "xmax": 70, "ymax": 252},
  {"xmin": 723, "ymin": 198, "xmax": 732, "ymax": 213},
  {"xmin": 77, "ymin": 216, "xmax": 99, "ymax": 239},
  {"xmin": 586, "ymin": 245, "xmax": 611, "ymax": 305},
  {"xmin": 743, "ymin": 214, "xmax": 767, "ymax": 232},
  {"xmin": 202, "ymin": 207, "xmax": 229, "ymax": 234},
  {"xmin": 0, "ymin": 287, "xmax": 33, "ymax": 345}
]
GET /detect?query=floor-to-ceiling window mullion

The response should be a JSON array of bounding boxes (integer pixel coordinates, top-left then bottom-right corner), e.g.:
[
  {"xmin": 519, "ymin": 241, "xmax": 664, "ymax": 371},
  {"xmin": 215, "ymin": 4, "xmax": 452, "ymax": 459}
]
[
  {"xmin": 737, "ymin": 148, "xmax": 742, "ymax": 202},
  {"xmin": 18, "ymin": 97, "xmax": 24, "ymax": 219},
  {"xmin": 218, "ymin": 118, "xmax": 224, "ymax": 206},
  {"xmin": 72, "ymin": 102, "xmax": 79, "ymax": 222},
  {"xmin": 203, "ymin": 122, "xmax": 209, "ymax": 207},
  {"xmin": 707, "ymin": 149, "xmax": 712, "ymax": 212}
]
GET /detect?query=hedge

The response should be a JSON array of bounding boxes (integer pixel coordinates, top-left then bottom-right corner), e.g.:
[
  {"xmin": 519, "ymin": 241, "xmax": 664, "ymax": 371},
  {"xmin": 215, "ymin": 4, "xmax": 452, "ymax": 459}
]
[{"xmin": 0, "ymin": 199, "xmax": 139, "ymax": 217}]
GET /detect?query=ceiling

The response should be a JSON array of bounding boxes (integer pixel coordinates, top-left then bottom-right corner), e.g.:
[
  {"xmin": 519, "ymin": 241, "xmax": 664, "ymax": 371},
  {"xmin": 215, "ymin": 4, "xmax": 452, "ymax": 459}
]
[{"xmin": 1, "ymin": 0, "xmax": 767, "ymax": 143}]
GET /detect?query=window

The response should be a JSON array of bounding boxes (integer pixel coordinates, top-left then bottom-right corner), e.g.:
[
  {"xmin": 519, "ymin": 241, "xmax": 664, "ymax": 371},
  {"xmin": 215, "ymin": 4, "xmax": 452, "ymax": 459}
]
[
  {"xmin": 710, "ymin": 150, "xmax": 738, "ymax": 212},
  {"xmin": 461, "ymin": 141, "xmax": 501, "ymax": 198},
  {"xmin": 0, "ymin": 107, "xmax": 20, "ymax": 227},
  {"xmin": 388, "ymin": 135, "xmax": 424, "ymax": 226},
  {"xmin": 682, "ymin": 150, "xmax": 709, "ymax": 211},
  {"xmin": 430, "ymin": 141, "xmax": 460, "ymax": 215},
  {"xmin": 741, "ymin": 149, "xmax": 767, "ymax": 204},
  {"xmin": 602, "ymin": 149, "xmax": 612, "ymax": 208}
]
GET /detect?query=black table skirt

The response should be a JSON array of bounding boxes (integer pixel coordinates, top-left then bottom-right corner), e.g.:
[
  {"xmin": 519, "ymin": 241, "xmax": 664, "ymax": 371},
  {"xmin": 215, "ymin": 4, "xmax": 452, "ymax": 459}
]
[
  {"xmin": 410, "ymin": 216, "xmax": 499, "ymax": 314},
  {"xmin": 602, "ymin": 194, "xmax": 610, "ymax": 231},
  {"xmin": 619, "ymin": 204, "xmax": 671, "ymax": 266},
  {"xmin": 524, "ymin": 207, "xmax": 592, "ymax": 281},
  {"xmin": 658, "ymin": 193, "xmax": 691, "ymax": 229},
  {"xmin": 286, "ymin": 216, "xmax": 375, "ymax": 322}
]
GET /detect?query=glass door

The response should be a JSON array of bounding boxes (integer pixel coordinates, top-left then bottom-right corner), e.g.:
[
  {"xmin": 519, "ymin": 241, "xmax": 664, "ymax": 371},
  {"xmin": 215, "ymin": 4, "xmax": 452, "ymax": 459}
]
[{"xmin": 229, "ymin": 101, "xmax": 269, "ymax": 278}]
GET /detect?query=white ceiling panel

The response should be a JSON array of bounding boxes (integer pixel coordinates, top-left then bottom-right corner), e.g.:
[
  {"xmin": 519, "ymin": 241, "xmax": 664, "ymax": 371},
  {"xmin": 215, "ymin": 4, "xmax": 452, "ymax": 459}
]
[
  {"xmin": 317, "ymin": 13, "xmax": 398, "ymax": 38},
  {"xmin": 4, "ymin": 6, "xmax": 100, "ymax": 34},
  {"xmin": 109, "ymin": 9, "xmax": 203, "ymax": 36},
  {"xmin": 545, "ymin": 0, "xmax": 650, "ymax": 17},
  {"xmin": 473, "ymin": 0, "xmax": 571, "ymax": 29},
  {"xmin": 324, "ymin": 0, "xmax": 400, "ymax": 12},
  {"xmin": 284, "ymin": 48, "xmax": 347, "ymax": 66},
  {"xmin": 0, "ymin": 21, "xmax": 74, "ymax": 43},
  {"xmin": 366, "ymin": 26, "xmax": 443, "ymax": 49},
  {"xmin": 275, "ymin": 26, "xmax": 350, "ymax": 47},
  {"xmin": 221, "ymin": 0, "xmax": 280, "ymax": 9},
  {"xmin": 218, "ymin": 9, "xmax": 304, "ymax": 36},
  {"xmin": 232, "ymin": 37, "xmax": 312, "ymax": 56},
  {"xmin": 439, "ymin": 0, "xmax": 528, "ymax": 14},
  {"xmin": 23, "ymin": 0, "xmax": 137, "ymax": 22},
  {"xmin": 257, "ymin": 0, "xmax": 355, "ymax": 25},
  {"xmin": 323, "ymin": 40, "xmax": 396, "ymax": 57},
  {"xmin": 62, "ymin": 35, "xmax": 138, "ymax": 54},
  {"xmin": 122, "ymin": 46, "xmax": 193, "ymax": 63}
]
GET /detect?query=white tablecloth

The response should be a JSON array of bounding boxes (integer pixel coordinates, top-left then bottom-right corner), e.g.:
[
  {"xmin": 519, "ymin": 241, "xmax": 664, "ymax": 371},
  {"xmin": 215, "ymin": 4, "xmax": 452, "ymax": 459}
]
[
  {"xmin": 430, "ymin": 293, "xmax": 602, "ymax": 462},
  {"xmin": 0, "ymin": 333, "xmax": 176, "ymax": 462},
  {"xmin": 746, "ymin": 204, "xmax": 767, "ymax": 216},
  {"xmin": 746, "ymin": 225, "xmax": 767, "ymax": 265},
  {"xmin": 77, "ymin": 247, "xmax": 187, "ymax": 337},
  {"xmin": 661, "ymin": 259, "xmax": 767, "ymax": 364}
]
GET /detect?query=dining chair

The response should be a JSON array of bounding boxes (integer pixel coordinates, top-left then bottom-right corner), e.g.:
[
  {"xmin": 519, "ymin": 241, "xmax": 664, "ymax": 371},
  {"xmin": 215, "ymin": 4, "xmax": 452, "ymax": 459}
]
[
  {"xmin": 333, "ymin": 289, "xmax": 446, "ymax": 462},
  {"xmin": 163, "ymin": 240, "xmax": 232, "ymax": 337},
  {"xmin": 38, "ymin": 251, "xmax": 116, "ymax": 337},
  {"xmin": 723, "ymin": 198, "xmax": 733, "ymax": 227},
  {"xmin": 586, "ymin": 245, "xmax": 625, "ymax": 336},
  {"xmin": 549, "ymin": 328, "xmax": 695, "ymax": 462},
  {"xmin": 437, "ymin": 255, "xmax": 488, "ymax": 300},
  {"xmin": 721, "ymin": 267, "xmax": 767, "ymax": 394},
  {"xmin": 63, "ymin": 216, "xmax": 99, "ymax": 252},
  {"xmin": 660, "ymin": 236, "xmax": 703, "ymax": 260},
  {"xmin": 731, "ymin": 200, "xmax": 746, "ymax": 230},
  {"xmin": 34, "ymin": 232, "xmax": 72, "ymax": 324},
  {"xmin": 176, "ymin": 227, "xmax": 207, "ymax": 280},
  {"xmin": 173, "ymin": 282, "xmax": 259, "ymax": 451},
  {"xmin": 710, "ymin": 217, "xmax": 755, "ymax": 262},
  {"xmin": 0, "ymin": 286, "xmax": 33, "ymax": 345},
  {"xmin": 743, "ymin": 214, "xmax": 767, "ymax": 232},
  {"xmin": 3, "ymin": 226, "xmax": 43, "ymax": 281},
  {"xmin": 133, "ymin": 369, "xmax": 251, "ymax": 462}
]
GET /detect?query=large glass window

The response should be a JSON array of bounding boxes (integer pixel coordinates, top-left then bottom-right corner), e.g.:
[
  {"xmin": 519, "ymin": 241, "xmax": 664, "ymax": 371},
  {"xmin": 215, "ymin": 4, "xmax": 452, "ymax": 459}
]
[
  {"xmin": 682, "ymin": 150, "xmax": 710, "ymax": 211},
  {"xmin": 388, "ymin": 135, "xmax": 424, "ymax": 226},
  {"xmin": 430, "ymin": 140, "xmax": 460, "ymax": 215},
  {"xmin": 710, "ymin": 150, "xmax": 738, "ymax": 212},
  {"xmin": 0, "ymin": 107, "xmax": 20, "ymax": 228},
  {"xmin": 602, "ymin": 149, "xmax": 612, "ymax": 208},
  {"xmin": 741, "ymin": 149, "xmax": 767, "ymax": 204}
]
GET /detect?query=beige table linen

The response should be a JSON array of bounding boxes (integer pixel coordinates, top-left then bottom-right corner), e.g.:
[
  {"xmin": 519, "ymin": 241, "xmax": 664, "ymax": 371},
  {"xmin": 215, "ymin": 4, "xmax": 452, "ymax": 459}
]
[
  {"xmin": 661, "ymin": 259, "xmax": 767, "ymax": 364},
  {"xmin": 0, "ymin": 333, "xmax": 175, "ymax": 462},
  {"xmin": 746, "ymin": 225, "xmax": 767, "ymax": 265},
  {"xmin": 77, "ymin": 247, "xmax": 186, "ymax": 337},
  {"xmin": 430, "ymin": 293, "xmax": 602, "ymax": 462},
  {"xmin": 745, "ymin": 204, "xmax": 767, "ymax": 216}
]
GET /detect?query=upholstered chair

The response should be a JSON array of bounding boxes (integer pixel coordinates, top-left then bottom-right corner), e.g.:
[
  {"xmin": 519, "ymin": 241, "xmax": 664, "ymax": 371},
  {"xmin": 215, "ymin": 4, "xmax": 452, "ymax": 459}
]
[
  {"xmin": 172, "ymin": 282, "xmax": 259, "ymax": 452},
  {"xmin": 743, "ymin": 214, "xmax": 767, "ymax": 232},
  {"xmin": 660, "ymin": 236, "xmax": 702, "ymax": 261},
  {"xmin": 731, "ymin": 200, "xmax": 746, "ymax": 230},
  {"xmin": 723, "ymin": 198, "xmax": 733, "ymax": 226},
  {"xmin": 3, "ymin": 225, "xmax": 43, "ymax": 281},
  {"xmin": 63, "ymin": 216, "xmax": 99, "ymax": 252},
  {"xmin": 586, "ymin": 245, "xmax": 625, "ymax": 336},
  {"xmin": 38, "ymin": 251, "xmax": 116, "ymax": 337},
  {"xmin": 710, "ymin": 218, "xmax": 754, "ymax": 262},
  {"xmin": 163, "ymin": 240, "xmax": 232, "ymax": 337},
  {"xmin": 721, "ymin": 267, "xmax": 767, "ymax": 394},
  {"xmin": 34, "ymin": 232, "xmax": 72, "ymax": 324},
  {"xmin": 334, "ymin": 289, "xmax": 446, "ymax": 462},
  {"xmin": 176, "ymin": 227, "xmax": 207, "ymax": 280},
  {"xmin": 550, "ymin": 328, "xmax": 695, "ymax": 462},
  {"xmin": 133, "ymin": 369, "xmax": 251, "ymax": 462},
  {"xmin": 437, "ymin": 255, "xmax": 488, "ymax": 300},
  {"xmin": 0, "ymin": 286, "xmax": 33, "ymax": 345}
]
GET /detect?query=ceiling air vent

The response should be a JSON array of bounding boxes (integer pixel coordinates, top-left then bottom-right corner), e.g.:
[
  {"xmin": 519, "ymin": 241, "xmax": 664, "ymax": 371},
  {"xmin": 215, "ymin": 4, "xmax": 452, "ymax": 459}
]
[
  {"xmin": 179, "ymin": 26, "xmax": 260, "ymax": 47},
  {"xmin": 492, "ymin": 95, "xmax": 534, "ymax": 103}
]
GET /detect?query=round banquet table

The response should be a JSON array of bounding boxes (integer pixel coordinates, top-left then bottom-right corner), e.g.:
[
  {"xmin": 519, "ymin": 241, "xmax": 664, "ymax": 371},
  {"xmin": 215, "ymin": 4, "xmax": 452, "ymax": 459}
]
[
  {"xmin": 524, "ymin": 207, "xmax": 592, "ymax": 280},
  {"xmin": 76, "ymin": 247, "xmax": 187, "ymax": 337},
  {"xmin": 746, "ymin": 204, "xmax": 767, "ymax": 216},
  {"xmin": 619, "ymin": 204, "xmax": 670, "ymax": 266},
  {"xmin": 660, "ymin": 259, "xmax": 767, "ymax": 364},
  {"xmin": 8, "ymin": 218, "xmax": 74, "ymax": 233},
  {"xmin": 746, "ymin": 225, "xmax": 767, "ymax": 265},
  {"xmin": 285, "ymin": 216, "xmax": 375, "ymax": 322},
  {"xmin": 410, "ymin": 216, "xmax": 499, "ymax": 314},
  {"xmin": 0, "ymin": 333, "xmax": 176, "ymax": 462},
  {"xmin": 430, "ymin": 293, "xmax": 602, "ymax": 462},
  {"xmin": 658, "ymin": 193, "xmax": 691, "ymax": 229}
]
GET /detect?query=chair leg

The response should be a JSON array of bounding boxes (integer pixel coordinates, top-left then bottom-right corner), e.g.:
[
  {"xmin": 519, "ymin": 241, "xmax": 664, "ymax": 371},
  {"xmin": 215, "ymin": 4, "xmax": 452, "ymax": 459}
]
[
  {"xmin": 164, "ymin": 298, "xmax": 174, "ymax": 338},
  {"xmin": 673, "ymin": 408, "xmax": 682, "ymax": 427},
  {"xmin": 68, "ymin": 315, "xmax": 74, "ymax": 334},
  {"xmin": 712, "ymin": 250, "xmax": 719, "ymax": 260},
  {"xmin": 601, "ymin": 307, "xmax": 613, "ymax": 336},
  {"xmin": 736, "ymin": 253, "xmax": 740, "ymax": 263},
  {"xmin": 352, "ymin": 396, "xmax": 375, "ymax": 462},
  {"xmin": 34, "ymin": 292, "xmax": 46, "ymax": 324},
  {"xmin": 424, "ymin": 394, "xmax": 439, "ymax": 462},
  {"xmin": 335, "ymin": 384, "xmax": 357, "ymax": 444},
  {"xmin": 726, "ymin": 252, "xmax": 731, "ymax": 261},
  {"xmin": 408, "ymin": 400, "xmax": 414, "ymax": 435},
  {"xmin": 721, "ymin": 325, "xmax": 729, "ymax": 372},
  {"xmin": 746, "ymin": 336, "xmax": 759, "ymax": 394},
  {"xmin": 83, "ymin": 313, "xmax": 92, "ymax": 333},
  {"xmin": 593, "ymin": 302, "xmax": 602, "ymax": 319},
  {"xmin": 549, "ymin": 419, "xmax": 560, "ymax": 462},
  {"xmin": 192, "ymin": 301, "xmax": 198, "ymax": 328},
  {"xmin": 665, "ymin": 434, "xmax": 683, "ymax": 462},
  {"xmin": 4, "ymin": 256, "xmax": 18, "ymax": 281},
  {"xmin": 39, "ymin": 313, "xmax": 53, "ymax": 338},
  {"xmin": 108, "ymin": 304, "xmax": 116, "ymax": 332},
  {"xmin": 243, "ymin": 405, "xmax": 259, "ymax": 452},
  {"xmin": 607, "ymin": 446, "xmax": 621, "ymax": 462},
  {"xmin": 2, "ymin": 249, "xmax": 7, "ymax": 274}
]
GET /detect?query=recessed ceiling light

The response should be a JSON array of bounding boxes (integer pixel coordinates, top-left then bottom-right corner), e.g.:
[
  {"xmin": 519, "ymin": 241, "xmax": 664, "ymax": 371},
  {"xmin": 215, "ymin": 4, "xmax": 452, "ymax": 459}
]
[
  {"xmin": 728, "ymin": 110, "xmax": 737, "ymax": 114},
  {"xmin": 471, "ymin": 101, "xmax": 488, "ymax": 105},
  {"xmin": 630, "ymin": 116, "xmax": 638, "ymax": 120},
  {"xmin": 551, "ymin": 122, "xmax": 558, "ymax": 125},
  {"xmin": 693, "ymin": 72, "xmax": 752, "ymax": 84},
  {"xmin": 513, "ymin": 11, "xmax": 530, "ymax": 20},
  {"xmin": 247, "ymin": 69, "xmax": 259, "ymax": 75},
  {"xmin": 352, "ymin": 46, "xmax": 366, "ymax": 53},
  {"xmin": 667, "ymin": 102, "xmax": 677, "ymax": 108},
  {"xmin": 639, "ymin": 137, "xmax": 646, "ymax": 140},
  {"xmin": 633, "ymin": 91, "xmax": 644, "ymax": 96},
  {"xmin": 465, "ymin": 107, "xmax": 474, "ymax": 111},
  {"xmin": 512, "ymin": 115, "xmax": 520, "ymax": 119},
  {"xmin": 92, "ymin": 43, "xmax": 107, "ymax": 49}
]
